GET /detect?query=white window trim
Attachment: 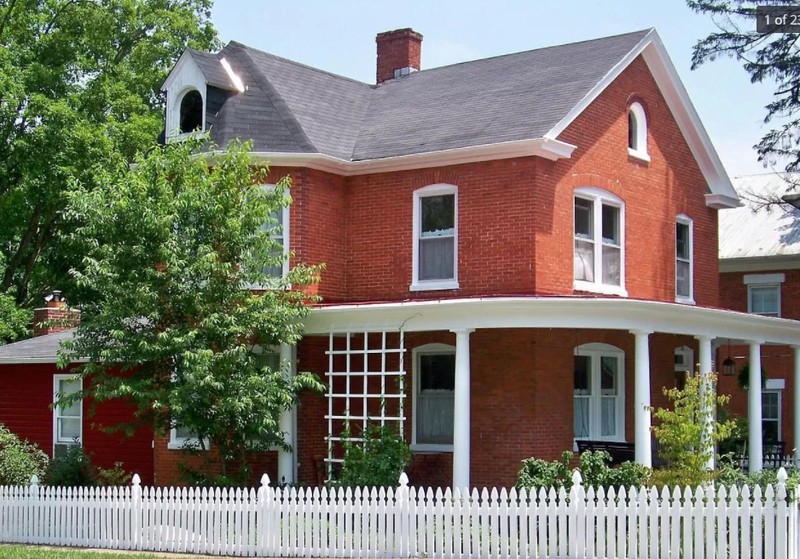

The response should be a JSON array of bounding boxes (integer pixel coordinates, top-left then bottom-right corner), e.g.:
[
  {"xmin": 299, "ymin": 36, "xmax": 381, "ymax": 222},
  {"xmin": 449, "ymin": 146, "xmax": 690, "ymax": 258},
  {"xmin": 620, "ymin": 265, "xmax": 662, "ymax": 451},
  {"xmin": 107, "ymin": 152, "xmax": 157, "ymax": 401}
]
[
  {"xmin": 411, "ymin": 343, "xmax": 456, "ymax": 452},
  {"xmin": 168, "ymin": 426, "xmax": 208, "ymax": 450},
  {"xmin": 627, "ymin": 102, "xmax": 650, "ymax": 162},
  {"xmin": 53, "ymin": 374, "xmax": 82, "ymax": 454},
  {"xmin": 762, "ymin": 389, "xmax": 781, "ymax": 442},
  {"xmin": 411, "ymin": 184, "xmax": 459, "ymax": 292},
  {"xmin": 573, "ymin": 187, "xmax": 627, "ymax": 297},
  {"xmin": 248, "ymin": 184, "xmax": 290, "ymax": 289},
  {"xmin": 573, "ymin": 343, "xmax": 626, "ymax": 443},
  {"xmin": 745, "ymin": 273, "xmax": 784, "ymax": 317},
  {"xmin": 674, "ymin": 345, "xmax": 694, "ymax": 373},
  {"xmin": 168, "ymin": 86, "xmax": 206, "ymax": 141},
  {"xmin": 675, "ymin": 214, "xmax": 694, "ymax": 304}
]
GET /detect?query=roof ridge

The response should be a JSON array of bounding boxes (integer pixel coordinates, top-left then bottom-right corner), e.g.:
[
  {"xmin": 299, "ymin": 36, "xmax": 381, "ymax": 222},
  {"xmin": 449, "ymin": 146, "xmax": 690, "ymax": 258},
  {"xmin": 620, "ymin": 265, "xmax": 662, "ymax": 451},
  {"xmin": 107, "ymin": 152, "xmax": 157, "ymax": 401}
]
[
  {"xmin": 226, "ymin": 43, "xmax": 318, "ymax": 154},
  {"xmin": 227, "ymin": 40, "xmax": 375, "ymax": 89},
  {"xmin": 376, "ymin": 28, "xmax": 653, "ymax": 88}
]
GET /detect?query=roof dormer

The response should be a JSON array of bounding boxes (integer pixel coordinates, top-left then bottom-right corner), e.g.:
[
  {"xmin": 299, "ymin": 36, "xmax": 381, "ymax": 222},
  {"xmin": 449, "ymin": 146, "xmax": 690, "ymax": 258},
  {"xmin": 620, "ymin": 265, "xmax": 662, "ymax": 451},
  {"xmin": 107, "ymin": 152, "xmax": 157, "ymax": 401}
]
[{"xmin": 161, "ymin": 48, "xmax": 244, "ymax": 141}]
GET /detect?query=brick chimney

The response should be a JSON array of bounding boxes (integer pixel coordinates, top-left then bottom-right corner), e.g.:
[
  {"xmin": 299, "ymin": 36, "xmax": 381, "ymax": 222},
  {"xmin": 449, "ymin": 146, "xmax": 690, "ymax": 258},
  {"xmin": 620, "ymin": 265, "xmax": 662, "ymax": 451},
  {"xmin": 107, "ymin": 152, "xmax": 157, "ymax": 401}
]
[
  {"xmin": 376, "ymin": 28, "xmax": 423, "ymax": 84},
  {"xmin": 33, "ymin": 290, "xmax": 79, "ymax": 337}
]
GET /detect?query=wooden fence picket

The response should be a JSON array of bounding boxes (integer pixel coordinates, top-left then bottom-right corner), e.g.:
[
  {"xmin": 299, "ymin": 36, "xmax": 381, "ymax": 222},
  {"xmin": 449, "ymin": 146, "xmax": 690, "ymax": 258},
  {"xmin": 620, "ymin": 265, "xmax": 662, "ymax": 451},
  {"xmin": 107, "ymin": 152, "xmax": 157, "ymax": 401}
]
[{"xmin": 1, "ymin": 467, "xmax": 799, "ymax": 558}]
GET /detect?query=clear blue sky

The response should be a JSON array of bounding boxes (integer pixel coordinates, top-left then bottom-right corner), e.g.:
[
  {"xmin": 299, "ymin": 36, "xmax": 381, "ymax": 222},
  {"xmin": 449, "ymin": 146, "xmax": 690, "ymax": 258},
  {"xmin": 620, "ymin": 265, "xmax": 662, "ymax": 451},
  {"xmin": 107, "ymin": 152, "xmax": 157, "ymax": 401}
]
[{"xmin": 211, "ymin": 0, "xmax": 776, "ymax": 178}]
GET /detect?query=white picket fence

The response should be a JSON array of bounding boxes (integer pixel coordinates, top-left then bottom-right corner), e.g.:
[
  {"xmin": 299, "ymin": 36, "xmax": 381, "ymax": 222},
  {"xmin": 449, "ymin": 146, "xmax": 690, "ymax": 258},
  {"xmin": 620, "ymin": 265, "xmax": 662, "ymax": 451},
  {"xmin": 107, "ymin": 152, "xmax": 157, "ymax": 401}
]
[{"xmin": 1, "ymin": 469, "xmax": 799, "ymax": 558}]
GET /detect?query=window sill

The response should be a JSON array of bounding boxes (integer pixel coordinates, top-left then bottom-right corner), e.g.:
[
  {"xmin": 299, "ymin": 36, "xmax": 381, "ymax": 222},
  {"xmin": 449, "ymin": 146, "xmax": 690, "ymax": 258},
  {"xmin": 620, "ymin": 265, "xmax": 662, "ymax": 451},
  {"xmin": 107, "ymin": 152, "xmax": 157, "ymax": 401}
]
[
  {"xmin": 168, "ymin": 439, "xmax": 210, "ymax": 451},
  {"xmin": 410, "ymin": 280, "xmax": 459, "ymax": 292},
  {"xmin": 627, "ymin": 148, "xmax": 650, "ymax": 163},
  {"xmin": 675, "ymin": 296, "xmax": 695, "ymax": 305},
  {"xmin": 166, "ymin": 130, "xmax": 209, "ymax": 144},
  {"xmin": 411, "ymin": 443, "xmax": 453, "ymax": 453},
  {"xmin": 573, "ymin": 281, "xmax": 627, "ymax": 297}
]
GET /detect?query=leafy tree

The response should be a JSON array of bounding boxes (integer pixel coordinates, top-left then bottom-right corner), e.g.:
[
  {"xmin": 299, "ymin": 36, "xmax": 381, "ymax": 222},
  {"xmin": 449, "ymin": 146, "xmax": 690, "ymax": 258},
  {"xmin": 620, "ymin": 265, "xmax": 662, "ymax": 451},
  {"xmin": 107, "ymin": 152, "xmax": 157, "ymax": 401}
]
[
  {"xmin": 688, "ymin": 1, "xmax": 800, "ymax": 183},
  {"xmin": 0, "ymin": 0, "xmax": 217, "ymax": 324},
  {"xmin": 60, "ymin": 138, "xmax": 325, "ymax": 484},
  {"xmin": 0, "ymin": 290, "xmax": 29, "ymax": 345},
  {"xmin": 650, "ymin": 371, "xmax": 735, "ymax": 487}
]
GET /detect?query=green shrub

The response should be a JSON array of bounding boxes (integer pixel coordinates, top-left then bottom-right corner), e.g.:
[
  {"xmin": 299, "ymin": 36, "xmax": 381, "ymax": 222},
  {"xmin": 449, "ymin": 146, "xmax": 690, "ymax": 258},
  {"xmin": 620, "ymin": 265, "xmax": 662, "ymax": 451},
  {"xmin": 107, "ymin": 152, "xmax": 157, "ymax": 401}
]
[
  {"xmin": 650, "ymin": 371, "xmax": 735, "ymax": 488},
  {"xmin": 516, "ymin": 450, "xmax": 649, "ymax": 492},
  {"xmin": 44, "ymin": 445, "xmax": 96, "ymax": 486},
  {"xmin": 516, "ymin": 451, "xmax": 572, "ymax": 491},
  {"xmin": 338, "ymin": 423, "xmax": 411, "ymax": 488},
  {"xmin": 0, "ymin": 424, "xmax": 49, "ymax": 485},
  {"xmin": 96, "ymin": 462, "xmax": 133, "ymax": 486}
]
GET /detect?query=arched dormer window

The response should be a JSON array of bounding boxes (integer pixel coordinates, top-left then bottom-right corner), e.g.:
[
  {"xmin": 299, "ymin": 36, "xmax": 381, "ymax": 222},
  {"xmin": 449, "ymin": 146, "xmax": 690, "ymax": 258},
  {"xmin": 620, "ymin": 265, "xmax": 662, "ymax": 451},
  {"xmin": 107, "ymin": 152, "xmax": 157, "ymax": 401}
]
[
  {"xmin": 179, "ymin": 90, "xmax": 204, "ymax": 134},
  {"xmin": 627, "ymin": 102, "xmax": 649, "ymax": 162}
]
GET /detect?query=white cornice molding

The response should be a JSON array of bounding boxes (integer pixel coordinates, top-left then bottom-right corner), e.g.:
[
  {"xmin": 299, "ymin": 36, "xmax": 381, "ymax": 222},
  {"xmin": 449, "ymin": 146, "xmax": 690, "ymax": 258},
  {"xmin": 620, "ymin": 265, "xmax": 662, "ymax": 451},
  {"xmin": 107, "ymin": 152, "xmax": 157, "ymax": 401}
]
[
  {"xmin": 705, "ymin": 194, "xmax": 741, "ymax": 209},
  {"xmin": 303, "ymin": 297, "xmax": 800, "ymax": 346},
  {"xmin": 720, "ymin": 254, "xmax": 800, "ymax": 273},
  {"xmin": 246, "ymin": 137, "xmax": 576, "ymax": 176}
]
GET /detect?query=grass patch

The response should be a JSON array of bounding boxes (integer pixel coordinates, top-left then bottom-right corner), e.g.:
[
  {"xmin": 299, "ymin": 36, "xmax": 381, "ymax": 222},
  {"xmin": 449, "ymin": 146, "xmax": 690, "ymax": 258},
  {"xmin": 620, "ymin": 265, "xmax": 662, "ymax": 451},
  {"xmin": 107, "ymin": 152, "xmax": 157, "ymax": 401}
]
[{"xmin": 0, "ymin": 544, "xmax": 211, "ymax": 558}]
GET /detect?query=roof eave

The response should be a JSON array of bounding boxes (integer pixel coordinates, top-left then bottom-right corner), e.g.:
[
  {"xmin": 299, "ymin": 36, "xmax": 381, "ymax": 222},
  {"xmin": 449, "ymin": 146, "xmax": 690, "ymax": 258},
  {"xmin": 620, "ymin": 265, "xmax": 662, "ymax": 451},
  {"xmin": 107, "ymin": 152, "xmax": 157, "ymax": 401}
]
[
  {"xmin": 720, "ymin": 253, "xmax": 800, "ymax": 273},
  {"xmin": 248, "ymin": 137, "xmax": 577, "ymax": 176},
  {"xmin": 303, "ymin": 296, "xmax": 800, "ymax": 345},
  {"xmin": 0, "ymin": 357, "xmax": 87, "ymax": 365},
  {"xmin": 705, "ymin": 193, "xmax": 741, "ymax": 209}
]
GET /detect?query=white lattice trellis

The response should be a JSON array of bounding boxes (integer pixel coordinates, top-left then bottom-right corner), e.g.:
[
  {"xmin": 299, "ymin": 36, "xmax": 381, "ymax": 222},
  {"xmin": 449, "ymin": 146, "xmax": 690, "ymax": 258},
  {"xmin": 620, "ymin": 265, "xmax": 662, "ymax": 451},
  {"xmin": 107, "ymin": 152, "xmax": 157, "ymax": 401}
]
[{"xmin": 325, "ymin": 330, "xmax": 406, "ymax": 479}]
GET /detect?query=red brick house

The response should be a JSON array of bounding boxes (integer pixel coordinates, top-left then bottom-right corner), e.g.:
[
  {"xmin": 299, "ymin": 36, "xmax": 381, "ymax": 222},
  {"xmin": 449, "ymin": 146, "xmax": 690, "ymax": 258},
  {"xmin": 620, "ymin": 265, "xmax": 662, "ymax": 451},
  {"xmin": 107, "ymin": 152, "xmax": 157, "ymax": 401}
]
[
  {"xmin": 2, "ymin": 28, "xmax": 799, "ymax": 489},
  {"xmin": 718, "ymin": 173, "xmax": 800, "ymax": 463}
]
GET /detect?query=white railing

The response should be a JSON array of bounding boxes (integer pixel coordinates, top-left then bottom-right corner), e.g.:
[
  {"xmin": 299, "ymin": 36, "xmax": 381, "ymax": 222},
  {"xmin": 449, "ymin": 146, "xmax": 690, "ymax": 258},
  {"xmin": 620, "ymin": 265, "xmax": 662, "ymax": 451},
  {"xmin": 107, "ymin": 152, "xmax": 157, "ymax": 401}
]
[{"xmin": 1, "ymin": 469, "xmax": 798, "ymax": 558}]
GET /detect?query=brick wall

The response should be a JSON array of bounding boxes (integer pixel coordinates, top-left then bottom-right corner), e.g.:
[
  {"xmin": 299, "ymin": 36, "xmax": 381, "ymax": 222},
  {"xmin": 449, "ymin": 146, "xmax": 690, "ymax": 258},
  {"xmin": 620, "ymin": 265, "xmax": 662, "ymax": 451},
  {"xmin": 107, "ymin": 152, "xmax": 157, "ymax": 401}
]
[
  {"xmin": 295, "ymin": 329, "xmax": 696, "ymax": 489},
  {"xmin": 293, "ymin": 56, "xmax": 720, "ymax": 306}
]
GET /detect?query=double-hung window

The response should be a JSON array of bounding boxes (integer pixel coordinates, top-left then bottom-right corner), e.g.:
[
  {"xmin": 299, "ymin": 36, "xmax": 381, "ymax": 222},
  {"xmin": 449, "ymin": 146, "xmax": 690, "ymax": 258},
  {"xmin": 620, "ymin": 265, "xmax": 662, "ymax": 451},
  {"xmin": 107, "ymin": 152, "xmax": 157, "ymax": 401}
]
[
  {"xmin": 574, "ymin": 344, "xmax": 624, "ymax": 441},
  {"xmin": 261, "ymin": 205, "xmax": 289, "ymax": 280},
  {"xmin": 574, "ymin": 188, "xmax": 625, "ymax": 295},
  {"xmin": 411, "ymin": 184, "xmax": 458, "ymax": 291},
  {"xmin": 249, "ymin": 184, "xmax": 290, "ymax": 288},
  {"xmin": 675, "ymin": 216, "xmax": 693, "ymax": 302},
  {"xmin": 745, "ymin": 273, "xmax": 784, "ymax": 317},
  {"xmin": 53, "ymin": 375, "xmax": 82, "ymax": 457},
  {"xmin": 762, "ymin": 390, "xmax": 781, "ymax": 443},
  {"xmin": 413, "ymin": 344, "xmax": 455, "ymax": 450}
]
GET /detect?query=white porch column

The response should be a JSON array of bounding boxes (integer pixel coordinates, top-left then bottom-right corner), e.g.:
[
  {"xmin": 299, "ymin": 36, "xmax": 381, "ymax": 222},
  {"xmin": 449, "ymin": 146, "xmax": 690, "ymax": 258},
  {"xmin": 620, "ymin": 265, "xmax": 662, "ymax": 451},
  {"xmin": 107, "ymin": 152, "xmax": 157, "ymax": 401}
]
[
  {"xmin": 748, "ymin": 341, "xmax": 764, "ymax": 474},
  {"xmin": 794, "ymin": 346, "xmax": 800, "ymax": 465},
  {"xmin": 278, "ymin": 343, "xmax": 296, "ymax": 484},
  {"xmin": 631, "ymin": 330, "xmax": 652, "ymax": 467},
  {"xmin": 451, "ymin": 328, "xmax": 474, "ymax": 490},
  {"xmin": 696, "ymin": 335, "xmax": 714, "ymax": 470}
]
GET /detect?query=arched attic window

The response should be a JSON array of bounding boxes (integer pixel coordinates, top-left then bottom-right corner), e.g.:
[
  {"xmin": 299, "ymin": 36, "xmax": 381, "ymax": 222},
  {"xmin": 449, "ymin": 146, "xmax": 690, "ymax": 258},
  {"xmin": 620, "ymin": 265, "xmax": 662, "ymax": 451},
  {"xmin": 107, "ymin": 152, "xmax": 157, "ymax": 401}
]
[
  {"xmin": 179, "ymin": 90, "xmax": 203, "ymax": 134},
  {"xmin": 627, "ymin": 102, "xmax": 649, "ymax": 161}
]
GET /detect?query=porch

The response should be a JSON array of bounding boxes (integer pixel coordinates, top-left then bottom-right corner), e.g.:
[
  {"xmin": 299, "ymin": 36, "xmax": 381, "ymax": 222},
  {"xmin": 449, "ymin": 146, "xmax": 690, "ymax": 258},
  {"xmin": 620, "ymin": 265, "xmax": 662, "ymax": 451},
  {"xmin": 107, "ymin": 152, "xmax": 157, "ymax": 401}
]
[{"xmin": 282, "ymin": 297, "xmax": 800, "ymax": 488}]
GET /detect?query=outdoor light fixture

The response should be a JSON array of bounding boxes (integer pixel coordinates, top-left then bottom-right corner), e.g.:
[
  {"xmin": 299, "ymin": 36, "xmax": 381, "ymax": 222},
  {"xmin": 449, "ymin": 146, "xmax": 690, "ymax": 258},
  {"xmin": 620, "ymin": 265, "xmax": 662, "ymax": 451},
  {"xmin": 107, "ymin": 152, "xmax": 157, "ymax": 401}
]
[{"xmin": 722, "ymin": 340, "xmax": 736, "ymax": 376}]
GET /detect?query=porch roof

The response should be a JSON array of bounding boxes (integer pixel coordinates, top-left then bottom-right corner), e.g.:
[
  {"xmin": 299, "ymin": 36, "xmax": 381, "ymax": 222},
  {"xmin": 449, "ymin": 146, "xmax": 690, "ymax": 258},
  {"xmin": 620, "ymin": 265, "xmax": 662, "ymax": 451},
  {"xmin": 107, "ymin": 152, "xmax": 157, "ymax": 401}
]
[{"xmin": 303, "ymin": 296, "xmax": 800, "ymax": 346}]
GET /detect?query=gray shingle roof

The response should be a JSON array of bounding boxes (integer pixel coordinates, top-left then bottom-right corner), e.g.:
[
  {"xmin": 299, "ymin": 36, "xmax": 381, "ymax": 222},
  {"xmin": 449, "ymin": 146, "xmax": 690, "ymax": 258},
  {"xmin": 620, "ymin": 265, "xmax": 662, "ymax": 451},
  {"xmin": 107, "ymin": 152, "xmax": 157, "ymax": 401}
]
[
  {"xmin": 720, "ymin": 173, "xmax": 800, "ymax": 260},
  {"xmin": 202, "ymin": 30, "xmax": 651, "ymax": 160},
  {"xmin": 0, "ymin": 329, "xmax": 75, "ymax": 362},
  {"xmin": 187, "ymin": 49, "xmax": 238, "ymax": 90}
]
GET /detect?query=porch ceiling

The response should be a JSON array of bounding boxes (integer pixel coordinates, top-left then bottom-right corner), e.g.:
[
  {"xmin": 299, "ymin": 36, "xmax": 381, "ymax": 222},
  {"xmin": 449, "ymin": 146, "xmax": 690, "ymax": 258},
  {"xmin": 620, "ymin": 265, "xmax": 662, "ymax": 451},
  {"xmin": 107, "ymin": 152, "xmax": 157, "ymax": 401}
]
[{"xmin": 303, "ymin": 297, "xmax": 800, "ymax": 346}]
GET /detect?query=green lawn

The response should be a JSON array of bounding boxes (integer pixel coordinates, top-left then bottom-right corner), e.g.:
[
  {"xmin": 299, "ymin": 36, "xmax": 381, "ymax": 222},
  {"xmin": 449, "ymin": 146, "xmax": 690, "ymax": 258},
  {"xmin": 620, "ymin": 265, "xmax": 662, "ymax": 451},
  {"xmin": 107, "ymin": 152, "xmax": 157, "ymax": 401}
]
[{"xmin": 0, "ymin": 545, "xmax": 214, "ymax": 558}]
